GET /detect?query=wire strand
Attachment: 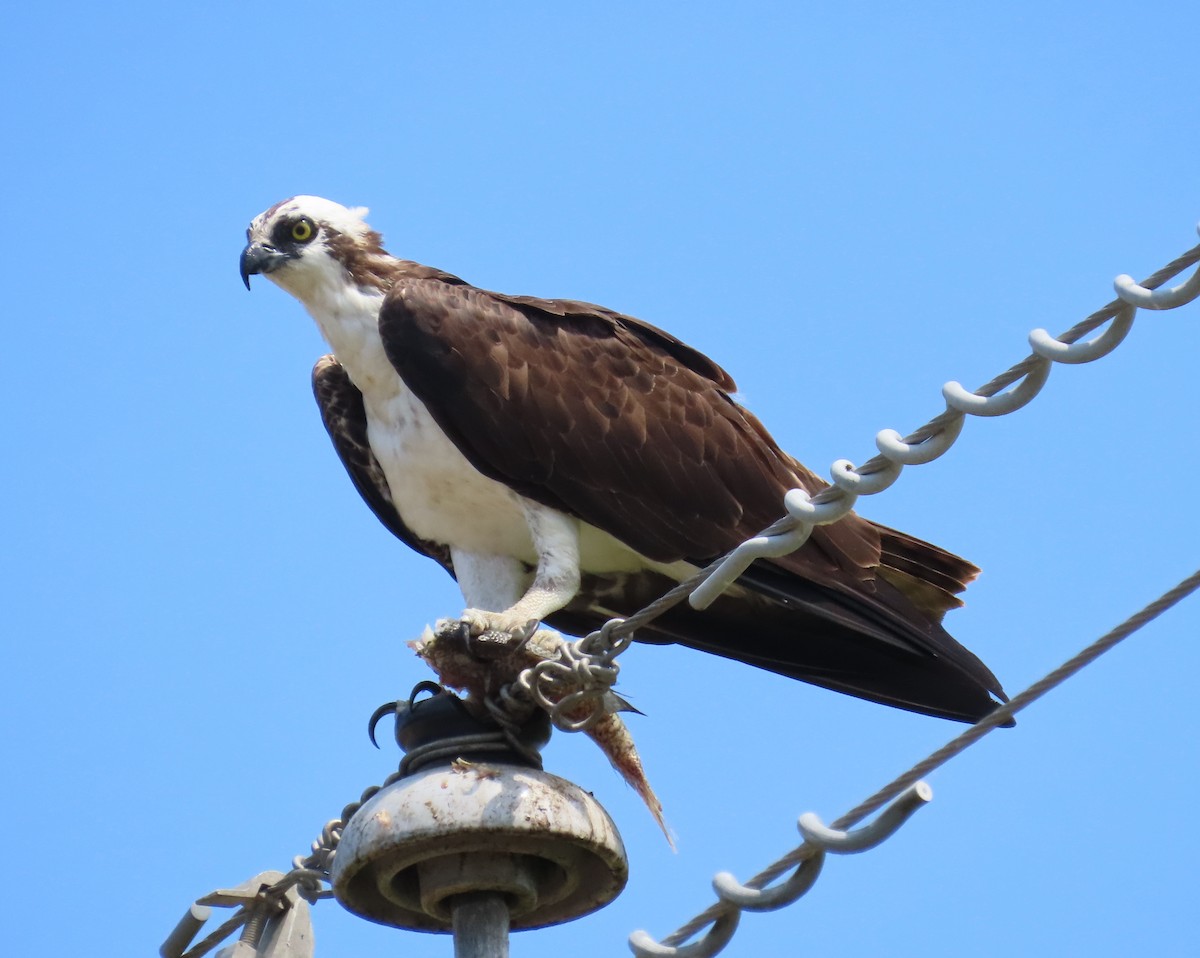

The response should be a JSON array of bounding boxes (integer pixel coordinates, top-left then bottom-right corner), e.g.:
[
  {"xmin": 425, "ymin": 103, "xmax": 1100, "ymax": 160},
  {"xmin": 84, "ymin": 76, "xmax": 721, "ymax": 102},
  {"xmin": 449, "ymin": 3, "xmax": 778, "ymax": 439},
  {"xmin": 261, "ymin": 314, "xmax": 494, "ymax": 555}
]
[{"xmin": 657, "ymin": 567, "xmax": 1200, "ymax": 949}]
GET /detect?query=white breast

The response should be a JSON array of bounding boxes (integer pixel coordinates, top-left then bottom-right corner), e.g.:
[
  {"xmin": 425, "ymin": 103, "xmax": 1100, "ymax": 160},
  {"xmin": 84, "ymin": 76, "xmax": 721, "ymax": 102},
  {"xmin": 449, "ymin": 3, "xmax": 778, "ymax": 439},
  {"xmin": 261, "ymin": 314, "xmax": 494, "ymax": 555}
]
[
  {"xmin": 364, "ymin": 384, "xmax": 540, "ymax": 559},
  {"xmin": 307, "ymin": 289, "xmax": 538, "ymax": 559},
  {"xmin": 303, "ymin": 282, "xmax": 684, "ymax": 578}
]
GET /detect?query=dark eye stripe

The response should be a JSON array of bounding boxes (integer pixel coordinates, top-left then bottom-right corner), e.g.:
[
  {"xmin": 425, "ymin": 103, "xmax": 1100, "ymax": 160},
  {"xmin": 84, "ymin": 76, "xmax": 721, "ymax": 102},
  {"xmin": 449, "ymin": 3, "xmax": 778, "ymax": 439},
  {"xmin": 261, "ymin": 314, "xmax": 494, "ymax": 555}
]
[{"xmin": 270, "ymin": 216, "xmax": 316, "ymax": 246}]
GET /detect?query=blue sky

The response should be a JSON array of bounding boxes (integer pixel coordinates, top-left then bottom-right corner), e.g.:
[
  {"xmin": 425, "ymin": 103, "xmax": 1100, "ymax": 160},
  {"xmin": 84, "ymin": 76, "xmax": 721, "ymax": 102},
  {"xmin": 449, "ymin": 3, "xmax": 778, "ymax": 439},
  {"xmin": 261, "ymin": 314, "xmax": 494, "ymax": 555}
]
[{"xmin": 3, "ymin": 3, "xmax": 1199, "ymax": 956}]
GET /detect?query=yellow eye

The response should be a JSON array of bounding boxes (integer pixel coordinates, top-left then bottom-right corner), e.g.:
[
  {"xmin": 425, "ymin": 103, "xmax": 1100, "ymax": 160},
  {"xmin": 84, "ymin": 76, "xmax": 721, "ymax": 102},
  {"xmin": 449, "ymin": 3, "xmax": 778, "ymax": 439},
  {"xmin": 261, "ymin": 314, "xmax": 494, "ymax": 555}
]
[{"xmin": 291, "ymin": 219, "xmax": 314, "ymax": 242}]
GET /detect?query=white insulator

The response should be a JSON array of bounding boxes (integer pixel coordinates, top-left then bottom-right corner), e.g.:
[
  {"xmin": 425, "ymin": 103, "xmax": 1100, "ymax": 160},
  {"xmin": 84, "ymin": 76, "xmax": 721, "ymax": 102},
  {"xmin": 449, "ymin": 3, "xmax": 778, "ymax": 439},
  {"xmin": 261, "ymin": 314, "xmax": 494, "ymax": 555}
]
[
  {"xmin": 829, "ymin": 457, "xmax": 902, "ymax": 495},
  {"xmin": 710, "ymin": 850, "xmax": 824, "ymax": 912},
  {"xmin": 1114, "ymin": 251, "xmax": 1200, "ymax": 309},
  {"xmin": 783, "ymin": 487, "xmax": 855, "ymax": 525},
  {"xmin": 331, "ymin": 763, "xmax": 627, "ymax": 932},
  {"xmin": 875, "ymin": 414, "xmax": 964, "ymax": 464},
  {"xmin": 629, "ymin": 911, "xmax": 740, "ymax": 958},
  {"xmin": 1029, "ymin": 304, "xmax": 1135, "ymax": 364},
  {"xmin": 942, "ymin": 358, "xmax": 1051, "ymax": 417},
  {"xmin": 797, "ymin": 782, "xmax": 933, "ymax": 854},
  {"xmin": 688, "ymin": 525, "xmax": 814, "ymax": 611},
  {"xmin": 629, "ymin": 781, "xmax": 934, "ymax": 958}
]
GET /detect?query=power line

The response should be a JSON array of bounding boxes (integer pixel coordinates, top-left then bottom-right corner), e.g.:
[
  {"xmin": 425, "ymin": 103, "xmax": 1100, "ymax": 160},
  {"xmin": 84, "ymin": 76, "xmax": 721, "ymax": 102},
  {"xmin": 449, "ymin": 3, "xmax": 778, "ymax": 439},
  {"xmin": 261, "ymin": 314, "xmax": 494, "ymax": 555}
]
[
  {"xmin": 162, "ymin": 224, "xmax": 1200, "ymax": 958},
  {"xmin": 633, "ymin": 567, "xmax": 1200, "ymax": 957}
]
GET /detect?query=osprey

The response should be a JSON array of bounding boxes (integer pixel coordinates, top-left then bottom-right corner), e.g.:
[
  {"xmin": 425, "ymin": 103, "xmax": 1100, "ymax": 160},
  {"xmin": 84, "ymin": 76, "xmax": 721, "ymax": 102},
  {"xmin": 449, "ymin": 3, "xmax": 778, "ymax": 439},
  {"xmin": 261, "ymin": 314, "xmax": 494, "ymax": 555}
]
[{"xmin": 241, "ymin": 196, "xmax": 1007, "ymax": 723}]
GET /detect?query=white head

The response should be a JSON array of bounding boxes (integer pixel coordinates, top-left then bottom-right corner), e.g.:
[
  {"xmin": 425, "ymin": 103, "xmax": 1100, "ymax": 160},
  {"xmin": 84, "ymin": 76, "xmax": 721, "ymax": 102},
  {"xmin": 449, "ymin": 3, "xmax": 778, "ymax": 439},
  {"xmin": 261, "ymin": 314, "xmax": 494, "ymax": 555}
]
[{"xmin": 240, "ymin": 196, "xmax": 394, "ymax": 303}]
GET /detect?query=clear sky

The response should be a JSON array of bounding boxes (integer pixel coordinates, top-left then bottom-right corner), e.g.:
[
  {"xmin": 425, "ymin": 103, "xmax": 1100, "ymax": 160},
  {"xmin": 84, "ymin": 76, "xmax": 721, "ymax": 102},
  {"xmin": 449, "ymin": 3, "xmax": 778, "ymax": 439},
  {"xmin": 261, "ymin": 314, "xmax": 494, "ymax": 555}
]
[{"xmin": 3, "ymin": 3, "xmax": 1199, "ymax": 956}]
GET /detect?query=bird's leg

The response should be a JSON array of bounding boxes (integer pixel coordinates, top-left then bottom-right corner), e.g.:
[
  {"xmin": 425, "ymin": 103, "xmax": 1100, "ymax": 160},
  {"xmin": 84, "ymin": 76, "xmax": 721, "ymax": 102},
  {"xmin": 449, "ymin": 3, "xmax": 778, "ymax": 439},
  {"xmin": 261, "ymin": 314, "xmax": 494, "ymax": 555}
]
[
  {"xmin": 421, "ymin": 511, "xmax": 580, "ymax": 692},
  {"xmin": 454, "ymin": 506, "xmax": 581, "ymax": 643}
]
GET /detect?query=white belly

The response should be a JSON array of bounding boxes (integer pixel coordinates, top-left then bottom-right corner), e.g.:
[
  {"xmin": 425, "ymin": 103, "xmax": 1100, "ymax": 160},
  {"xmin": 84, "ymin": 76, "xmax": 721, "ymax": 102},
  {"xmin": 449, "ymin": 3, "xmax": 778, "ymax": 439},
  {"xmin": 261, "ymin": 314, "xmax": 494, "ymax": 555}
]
[
  {"xmin": 364, "ymin": 384, "xmax": 540, "ymax": 561},
  {"xmin": 320, "ymin": 309, "xmax": 682, "ymax": 577},
  {"xmin": 361, "ymin": 377, "xmax": 676, "ymax": 577}
]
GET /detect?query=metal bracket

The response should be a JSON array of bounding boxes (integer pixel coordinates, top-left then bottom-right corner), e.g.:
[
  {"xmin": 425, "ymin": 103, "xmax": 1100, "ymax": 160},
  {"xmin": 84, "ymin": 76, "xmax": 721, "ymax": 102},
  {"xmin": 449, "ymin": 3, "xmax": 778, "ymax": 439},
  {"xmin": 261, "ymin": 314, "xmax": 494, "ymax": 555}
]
[{"xmin": 160, "ymin": 871, "xmax": 313, "ymax": 958}]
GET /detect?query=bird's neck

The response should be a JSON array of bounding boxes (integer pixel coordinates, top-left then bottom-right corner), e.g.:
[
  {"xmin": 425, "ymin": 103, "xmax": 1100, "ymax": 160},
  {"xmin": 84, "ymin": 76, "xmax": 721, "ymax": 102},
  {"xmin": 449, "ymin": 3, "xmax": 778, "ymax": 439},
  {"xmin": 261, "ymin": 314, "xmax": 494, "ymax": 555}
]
[
  {"xmin": 266, "ymin": 244, "xmax": 401, "ymax": 395},
  {"xmin": 304, "ymin": 280, "xmax": 396, "ymax": 396}
]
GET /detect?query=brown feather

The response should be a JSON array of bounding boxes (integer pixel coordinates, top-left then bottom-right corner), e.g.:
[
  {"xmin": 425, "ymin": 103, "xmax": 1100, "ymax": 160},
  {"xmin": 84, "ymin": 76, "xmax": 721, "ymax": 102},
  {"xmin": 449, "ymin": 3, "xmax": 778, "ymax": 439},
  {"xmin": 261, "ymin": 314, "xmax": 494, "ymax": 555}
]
[{"xmin": 310, "ymin": 256, "xmax": 1005, "ymax": 721}]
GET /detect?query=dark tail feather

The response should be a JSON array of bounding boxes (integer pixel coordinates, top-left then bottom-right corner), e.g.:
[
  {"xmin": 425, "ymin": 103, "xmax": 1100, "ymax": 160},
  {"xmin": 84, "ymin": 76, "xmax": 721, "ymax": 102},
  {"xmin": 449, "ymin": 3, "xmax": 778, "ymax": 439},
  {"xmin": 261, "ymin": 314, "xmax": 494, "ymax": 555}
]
[
  {"xmin": 873, "ymin": 521, "xmax": 981, "ymax": 619},
  {"xmin": 557, "ymin": 557, "xmax": 1008, "ymax": 725}
]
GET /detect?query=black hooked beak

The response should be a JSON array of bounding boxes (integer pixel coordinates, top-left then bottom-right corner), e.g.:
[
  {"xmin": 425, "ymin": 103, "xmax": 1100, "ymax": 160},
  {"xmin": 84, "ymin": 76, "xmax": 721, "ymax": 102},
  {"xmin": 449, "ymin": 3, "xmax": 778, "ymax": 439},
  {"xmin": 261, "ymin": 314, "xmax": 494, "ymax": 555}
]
[{"xmin": 240, "ymin": 242, "xmax": 291, "ymax": 290}]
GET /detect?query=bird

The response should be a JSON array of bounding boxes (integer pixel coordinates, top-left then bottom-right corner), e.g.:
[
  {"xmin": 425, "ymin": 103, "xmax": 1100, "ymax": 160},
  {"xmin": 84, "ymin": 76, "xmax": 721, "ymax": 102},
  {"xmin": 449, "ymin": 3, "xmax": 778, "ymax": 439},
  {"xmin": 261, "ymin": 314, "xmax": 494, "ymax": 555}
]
[{"xmin": 241, "ymin": 195, "xmax": 1007, "ymax": 725}]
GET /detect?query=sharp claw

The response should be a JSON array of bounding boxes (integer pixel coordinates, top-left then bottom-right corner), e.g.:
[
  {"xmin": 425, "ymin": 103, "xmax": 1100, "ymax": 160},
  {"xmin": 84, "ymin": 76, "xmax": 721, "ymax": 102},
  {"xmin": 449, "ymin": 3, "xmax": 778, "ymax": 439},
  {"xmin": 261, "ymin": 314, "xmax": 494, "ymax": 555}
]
[
  {"xmin": 368, "ymin": 700, "xmax": 400, "ymax": 748},
  {"xmin": 466, "ymin": 628, "xmax": 516, "ymax": 661},
  {"xmin": 512, "ymin": 619, "xmax": 541, "ymax": 648}
]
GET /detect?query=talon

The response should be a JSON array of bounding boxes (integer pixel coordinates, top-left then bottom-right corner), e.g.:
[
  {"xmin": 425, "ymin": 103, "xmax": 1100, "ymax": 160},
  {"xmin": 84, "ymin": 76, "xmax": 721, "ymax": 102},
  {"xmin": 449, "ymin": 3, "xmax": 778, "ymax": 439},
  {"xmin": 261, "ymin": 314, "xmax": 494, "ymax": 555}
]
[
  {"xmin": 368, "ymin": 701, "xmax": 400, "ymax": 748},
  {"xmin": 457, "ymin": 609, "xmax": 493, "ymax": 637},
  {"xmin": 466, "ymin": 628, "xmax": 519, "ymax": 662},
  {"xmin": 455, "ymin": 610, "xmax": 535, "ymax": 649}
]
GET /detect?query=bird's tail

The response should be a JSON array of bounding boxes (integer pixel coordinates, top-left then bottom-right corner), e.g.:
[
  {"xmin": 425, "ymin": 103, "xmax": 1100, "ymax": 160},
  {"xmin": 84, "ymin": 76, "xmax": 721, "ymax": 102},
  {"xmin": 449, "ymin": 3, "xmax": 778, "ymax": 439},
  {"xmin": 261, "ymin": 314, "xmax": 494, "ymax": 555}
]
[
  {"xmin": 872, "ymin": 521, "xmax": 980, "ymax": 620},
  {"xmin": 557, "ymin": 524, "xmax": 1006, "ymax": 724}
]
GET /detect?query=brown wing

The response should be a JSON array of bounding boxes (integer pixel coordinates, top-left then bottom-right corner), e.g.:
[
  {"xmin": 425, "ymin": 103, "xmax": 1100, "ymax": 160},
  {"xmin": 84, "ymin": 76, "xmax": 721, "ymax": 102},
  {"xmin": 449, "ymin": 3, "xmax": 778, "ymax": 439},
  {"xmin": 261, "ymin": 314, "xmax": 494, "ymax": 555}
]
[
  {"xmin": 375, "ymin": 278, "xmax": 1004, "ymax": 719},
  {"xmin": 377, "ymin": 279, "xmax": 879, "ymax": 578},
  {"xmin": 312, "ymin": 354, "xmax": 454, "ymax": 576}
]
